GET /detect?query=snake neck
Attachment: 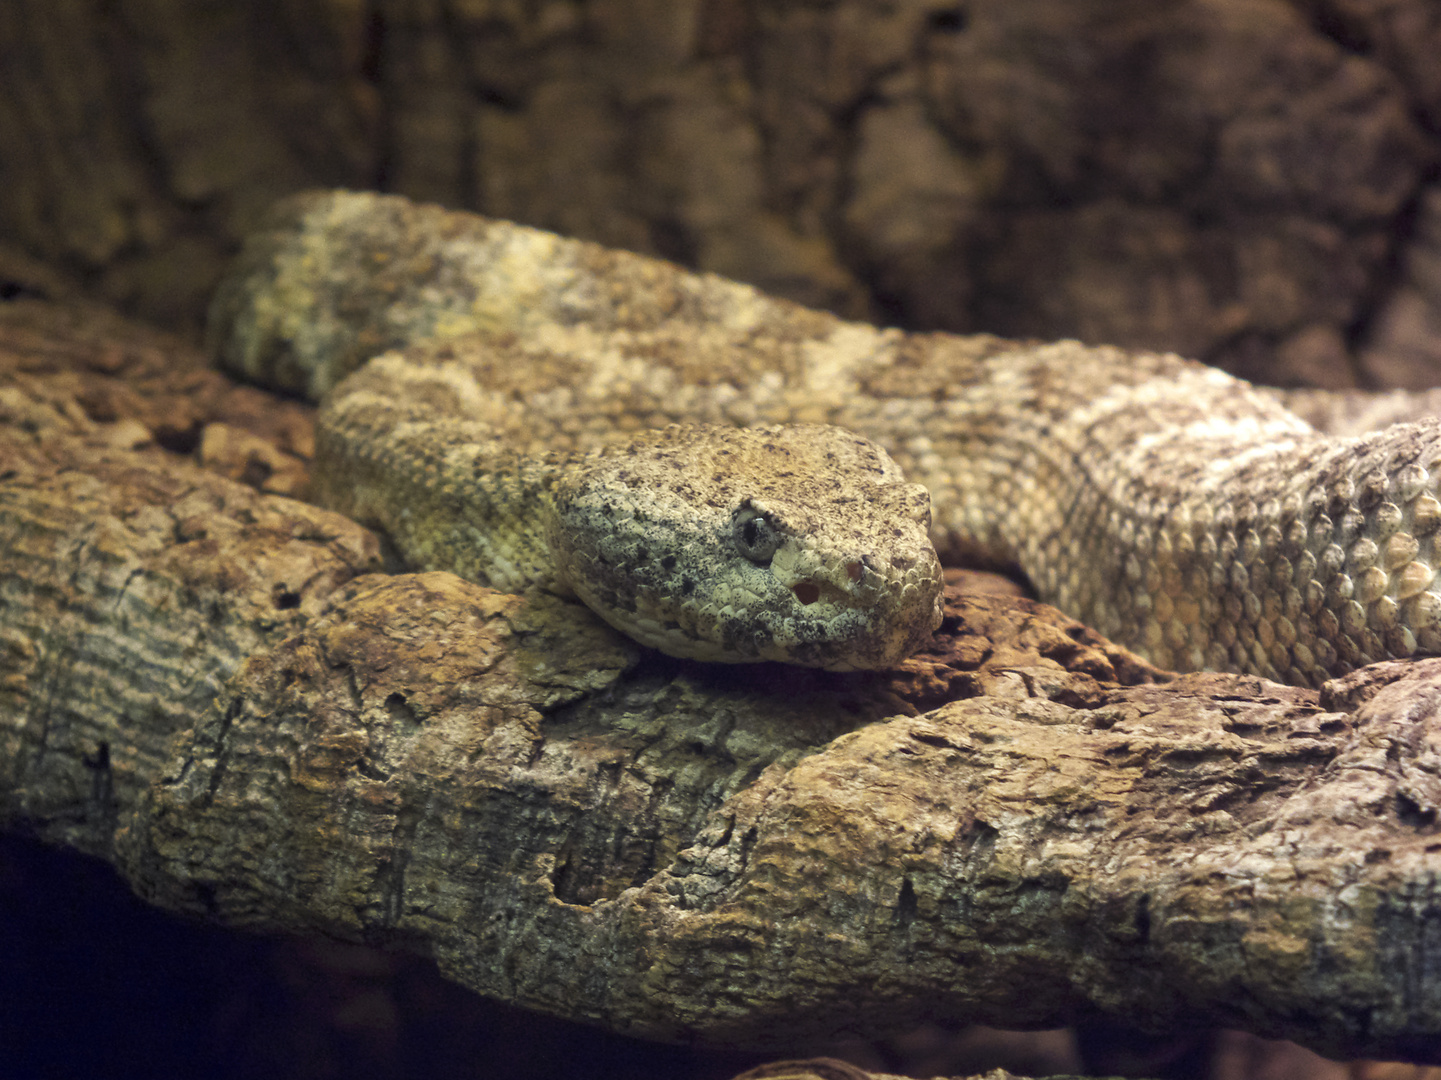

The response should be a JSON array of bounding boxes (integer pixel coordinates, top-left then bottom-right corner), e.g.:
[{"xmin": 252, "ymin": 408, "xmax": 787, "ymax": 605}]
[{"xmin": 312, "ymin": 399, "xmax": 567, "ymax": 594}]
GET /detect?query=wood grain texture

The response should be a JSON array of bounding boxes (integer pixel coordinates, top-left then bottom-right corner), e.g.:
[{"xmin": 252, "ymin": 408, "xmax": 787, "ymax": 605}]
[{"xmin": 5, "ymin": 298, "xmax": 1441, "ymax": 1061}]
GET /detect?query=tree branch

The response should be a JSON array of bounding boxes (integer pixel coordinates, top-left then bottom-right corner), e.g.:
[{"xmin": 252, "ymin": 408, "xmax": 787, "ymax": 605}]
[{"xmin": 4, "ymin": 296, "xmax": 1441, "ymax": 1063}]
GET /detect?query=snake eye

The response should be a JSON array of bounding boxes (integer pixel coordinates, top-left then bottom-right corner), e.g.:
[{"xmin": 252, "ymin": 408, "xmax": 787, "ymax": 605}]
[{"xmin": 733, "ymin": 505, "xmax": 782, "ymax": 564}]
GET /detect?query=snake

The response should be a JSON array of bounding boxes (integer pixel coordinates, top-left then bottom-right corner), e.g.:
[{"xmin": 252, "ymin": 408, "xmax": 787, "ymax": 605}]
[{"xmin": 211, "ymin": 190, "xmax": 1441, "ymax": 686}]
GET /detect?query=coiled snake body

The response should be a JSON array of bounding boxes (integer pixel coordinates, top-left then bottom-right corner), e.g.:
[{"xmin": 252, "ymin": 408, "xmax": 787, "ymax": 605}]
[{"xmin": 212, "ymin": 191, "xmax": 1441, "ymax": 686}]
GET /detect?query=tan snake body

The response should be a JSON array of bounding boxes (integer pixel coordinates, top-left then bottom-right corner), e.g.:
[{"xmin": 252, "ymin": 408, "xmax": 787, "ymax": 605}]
[{"xmin": 211, "ymin": 190, "xmax": 1441, "ymax": 685}]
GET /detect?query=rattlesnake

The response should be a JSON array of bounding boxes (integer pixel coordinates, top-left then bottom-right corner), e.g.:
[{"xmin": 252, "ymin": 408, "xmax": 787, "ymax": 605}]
[{"xmin": 212, "ymin": 190, "xmax": 1441, "ymax": 686}]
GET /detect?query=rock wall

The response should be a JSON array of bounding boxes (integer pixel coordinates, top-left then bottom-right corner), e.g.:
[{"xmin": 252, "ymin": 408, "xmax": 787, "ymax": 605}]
[{"xmin": 2, "ymin": 0, "xmax": 1439, "ymax": 386}]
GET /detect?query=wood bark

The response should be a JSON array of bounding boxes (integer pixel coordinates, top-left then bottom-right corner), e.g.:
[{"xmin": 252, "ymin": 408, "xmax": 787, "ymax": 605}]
[{"xmin": 5, "ymin": 296, "xmax": 1441, "ymax": 1063}]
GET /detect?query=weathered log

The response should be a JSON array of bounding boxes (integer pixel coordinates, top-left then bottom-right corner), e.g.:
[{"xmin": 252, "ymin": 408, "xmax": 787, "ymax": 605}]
[{"xmin": 4, "ymin": 298, "xmax": 1441, "ymax": 1062}]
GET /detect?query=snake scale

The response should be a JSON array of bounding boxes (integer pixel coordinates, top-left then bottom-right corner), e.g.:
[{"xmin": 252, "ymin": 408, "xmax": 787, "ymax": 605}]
[{"xmin": 211, "ymin": 190, "xmax": 1441, "ymax": 686}]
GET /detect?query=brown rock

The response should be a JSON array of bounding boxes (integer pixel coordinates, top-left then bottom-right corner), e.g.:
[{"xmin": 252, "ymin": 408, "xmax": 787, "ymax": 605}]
[{"xmin": 2, "ymin": 1, "xmax": 1437, "ymax": 388}]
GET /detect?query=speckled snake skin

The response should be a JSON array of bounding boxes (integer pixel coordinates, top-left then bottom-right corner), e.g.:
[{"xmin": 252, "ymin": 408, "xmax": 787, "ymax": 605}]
[
  {"xmin": 307, "ymin": 344, "xmax": 946, "ymax": 670},
  {"xmin": 211, "ymin": 191, "xmax": 1441, "ymax": 685}
]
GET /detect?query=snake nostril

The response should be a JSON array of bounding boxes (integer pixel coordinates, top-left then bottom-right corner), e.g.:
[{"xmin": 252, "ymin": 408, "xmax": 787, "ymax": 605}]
[{"xmin": 793, "ymin": 581, "xmax": 821, "ymax": 605}]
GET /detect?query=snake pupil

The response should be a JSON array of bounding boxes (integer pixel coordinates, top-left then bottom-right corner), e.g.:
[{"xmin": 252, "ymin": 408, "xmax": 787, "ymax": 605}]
[{"xmin": 733, "ymin": 506, "xmax": 782, "ymax": 563}]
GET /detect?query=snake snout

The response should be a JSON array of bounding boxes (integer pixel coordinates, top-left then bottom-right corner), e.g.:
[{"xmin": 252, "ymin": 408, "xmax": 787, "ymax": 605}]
[{"xmin": 784, "ymin": 553, "xmax": 898, "ymax": 610}]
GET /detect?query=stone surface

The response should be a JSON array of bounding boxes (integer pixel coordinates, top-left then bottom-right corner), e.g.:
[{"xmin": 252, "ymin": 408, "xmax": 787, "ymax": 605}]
[
  {"xmin": 1360, "ymin": 186, "xmax": 1441, "ymax": 390},
  {"xmin": 1, "ymin": 0, "xmax": 1437, "ymax": 388}
]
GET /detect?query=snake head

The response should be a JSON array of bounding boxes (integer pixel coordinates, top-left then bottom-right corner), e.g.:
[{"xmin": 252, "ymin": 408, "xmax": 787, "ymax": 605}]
[{"xmin": 547, "ymin": 423, "xmax": 944, "ymax": 669}]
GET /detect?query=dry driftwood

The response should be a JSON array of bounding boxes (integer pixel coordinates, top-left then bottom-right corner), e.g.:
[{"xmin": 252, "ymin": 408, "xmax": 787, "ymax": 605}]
[{"xmin": 3, "ymin": 296, "xmax": 1441, "ymax": 1064}]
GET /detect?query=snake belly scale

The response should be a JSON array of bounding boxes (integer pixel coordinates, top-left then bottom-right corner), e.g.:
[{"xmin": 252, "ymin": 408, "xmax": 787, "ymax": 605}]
[{"xmin": 212, "ymin": 190, "xmax": 1441, "ymax": 686}]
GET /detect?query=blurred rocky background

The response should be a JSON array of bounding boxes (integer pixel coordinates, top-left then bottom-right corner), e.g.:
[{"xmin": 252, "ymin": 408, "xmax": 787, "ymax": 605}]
[
  {"xmin": 3, "ymin": 0, "xmax": 1440, "ymax": 387},
  {"xmin": 5, "ymin": 1, "xmax": 1441, "ymax": 1078}
]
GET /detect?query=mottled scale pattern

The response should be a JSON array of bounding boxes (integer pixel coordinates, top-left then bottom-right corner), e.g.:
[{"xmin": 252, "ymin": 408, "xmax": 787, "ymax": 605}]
[
  {"xmin": 212, "ymin": 190, "xmax": 1441, "ymax": 685},
  {"xmin": 852, "ymin": 338, "xmax": 1441, "ymax": 686},
  {"xmin": 313, "ymin": 344, "xmax": 945, "ymax": 670}
]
